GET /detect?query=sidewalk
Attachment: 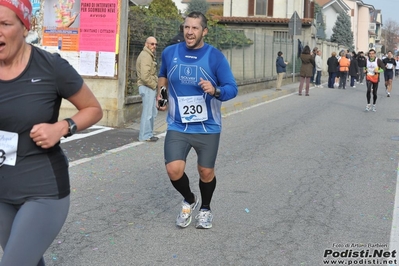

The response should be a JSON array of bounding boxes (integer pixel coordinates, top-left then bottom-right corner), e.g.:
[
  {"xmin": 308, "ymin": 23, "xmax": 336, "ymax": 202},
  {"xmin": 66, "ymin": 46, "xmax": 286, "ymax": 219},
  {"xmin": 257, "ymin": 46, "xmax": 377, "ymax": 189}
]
[{"xmin": 127, "ymin": 77, "xmax": 327, "ymax": 133}]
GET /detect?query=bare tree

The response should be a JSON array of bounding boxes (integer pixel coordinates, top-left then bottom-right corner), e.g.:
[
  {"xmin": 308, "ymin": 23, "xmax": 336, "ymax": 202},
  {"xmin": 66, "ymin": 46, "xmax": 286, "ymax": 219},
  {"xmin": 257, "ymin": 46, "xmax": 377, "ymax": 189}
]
[{"xmin": 381, "ymin": 19, "xmax": 399, "ymax": 53}]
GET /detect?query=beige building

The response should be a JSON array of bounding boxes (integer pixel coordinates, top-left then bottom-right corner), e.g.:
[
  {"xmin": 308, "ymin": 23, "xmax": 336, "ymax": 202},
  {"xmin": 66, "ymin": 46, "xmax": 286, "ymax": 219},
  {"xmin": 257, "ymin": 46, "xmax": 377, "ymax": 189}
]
[
  {"xmin": 223, "ymin": 0, "xmax": 315, "ymax": 19},
  {"xmin": 315, "ymin": 0, "xmax": 380, "ymax": 53},
  {"xmin": 179, "ymin": 0, "xmax": 223, "ymax": 13},
  {"xmin": 343, "ymin": 0, "xmax": 374, "ymax": 52}
]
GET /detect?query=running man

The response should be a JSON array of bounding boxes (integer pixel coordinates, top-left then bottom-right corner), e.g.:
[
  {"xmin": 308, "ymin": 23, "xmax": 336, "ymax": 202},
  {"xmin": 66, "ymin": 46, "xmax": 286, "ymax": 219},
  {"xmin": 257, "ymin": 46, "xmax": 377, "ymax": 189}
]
[
  {"xmin": 365, "ymin": 49, "xmax": 385, "ymax": 112},
  {"xmin": 382, "ymin": 51, "xmax": 396, "ymax": 97},
  {"xmin": 157, "ymin": 11, "xmax": 238, "ymax": 229}
]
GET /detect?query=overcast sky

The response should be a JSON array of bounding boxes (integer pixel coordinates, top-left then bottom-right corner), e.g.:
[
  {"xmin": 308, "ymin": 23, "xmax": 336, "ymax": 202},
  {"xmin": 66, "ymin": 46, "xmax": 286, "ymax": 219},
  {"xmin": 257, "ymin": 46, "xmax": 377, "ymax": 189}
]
[{"xmin": 364, "ymin": 0, "xmax": 396, "ymax": 24}]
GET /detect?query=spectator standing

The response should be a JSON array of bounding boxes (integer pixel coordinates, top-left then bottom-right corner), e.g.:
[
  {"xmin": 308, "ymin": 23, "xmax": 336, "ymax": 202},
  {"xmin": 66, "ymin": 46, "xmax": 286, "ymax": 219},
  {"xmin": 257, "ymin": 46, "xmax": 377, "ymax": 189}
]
[
  {"xmin": 349, "ymin": 51, "xmax": 359, "ymax": 88},
  {"xmin": 327, "ymin": 52, "xmax": 339, "ymax": 88},
  {"xmin": 334, "ymin": 51, "xmax": 343, "ymax": 87},
  {"xmin": 275, "ymin": 51, "xmax": 288, "ymax": 91},
  {"xmin": 395, "ymin": 56, "xmax": 399, "ymax": 78},
  {"xmin": 346, "ymin": 49, "xmax": 352, "ymax": 60},
  {"xmin": 357, "ymin": 51, "xmax": 366, "ymax": 84},
  {"xmin": 315, "ymin": 50, "xmax": 323, "ymax": 87},
  {"xmin": 167, "ymin": 23, "xmax": 184, "ymax": 46},
  {"xmin": 136, "ymin": 36, "xmax": 159, "ymax": 142},
  {"xmin": 298, "ymin": 45, "xmax": 315, "ymax": 96},
  {"xmin": 338, "ymin": 51, "xmax": 350, "ymax": 89},
  {"xmin": 310, "ymin": 47, "xmax": 318, "ymax": 84}
]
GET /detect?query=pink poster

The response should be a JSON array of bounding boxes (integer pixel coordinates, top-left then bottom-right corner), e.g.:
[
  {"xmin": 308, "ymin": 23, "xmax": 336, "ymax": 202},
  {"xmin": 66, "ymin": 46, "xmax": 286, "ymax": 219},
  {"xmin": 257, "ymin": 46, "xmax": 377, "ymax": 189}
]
[{"xmin": 79, "ymin": 0, "xmax": 118, "ymax": 52}]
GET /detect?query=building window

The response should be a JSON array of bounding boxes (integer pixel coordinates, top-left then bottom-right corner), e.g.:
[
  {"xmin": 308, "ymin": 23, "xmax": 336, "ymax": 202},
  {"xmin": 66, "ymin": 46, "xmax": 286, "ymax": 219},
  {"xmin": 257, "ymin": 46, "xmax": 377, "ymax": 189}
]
[
  {"xmin": 273, "ymin": 31, "xmax": 290, "ymax": 43},
  {"xmin": 255, "ymin": 0, "xmax": 266, "ymax": 15},
  {"xmin": 248, "ymin": 0, "xmax": 273, "ymax": 16}
]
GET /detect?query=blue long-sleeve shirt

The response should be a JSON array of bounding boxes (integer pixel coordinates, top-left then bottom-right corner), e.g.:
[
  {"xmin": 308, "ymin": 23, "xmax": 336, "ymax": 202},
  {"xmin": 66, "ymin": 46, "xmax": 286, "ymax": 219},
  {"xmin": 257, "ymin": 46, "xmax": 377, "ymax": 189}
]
[{"xmin": 159, "ymin": 43, "xmax": 238, "ymax": 133}]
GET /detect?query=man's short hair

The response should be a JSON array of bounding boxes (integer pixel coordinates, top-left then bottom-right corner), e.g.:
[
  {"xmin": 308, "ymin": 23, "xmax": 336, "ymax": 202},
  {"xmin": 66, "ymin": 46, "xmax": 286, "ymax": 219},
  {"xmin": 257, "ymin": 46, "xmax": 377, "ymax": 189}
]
[
  {"xmin": 186, "ymin": 11, "xmax": 208, "ymax": 29},
  {"xmin": 278, "ymin": 51, "xmax": 283, "ymax": 56}
]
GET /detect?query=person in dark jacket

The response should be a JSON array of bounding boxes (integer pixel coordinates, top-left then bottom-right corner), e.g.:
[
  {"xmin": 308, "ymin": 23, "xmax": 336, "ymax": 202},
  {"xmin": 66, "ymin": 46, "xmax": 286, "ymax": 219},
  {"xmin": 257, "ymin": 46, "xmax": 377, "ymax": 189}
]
[
  {"xmin": 167, "ymin": 24, "xmax": 184, "ymax": 46},
  {"xmin": 349, "ymin": 51, "xmax": 359, "ymax": 88},
  {"xmin": 275, "ymin": 51, "xmax": 288, "ymax": 90},
  {"xmin": 327, "ymin": 52, "xmax": 339, "ymax": 88},
  {"xmin": 298, "ymin": 45, "xmax": 315, "ymax": 96},
  {"xmin": 357, "ymin": 51, "xmax": 366, "ymax": 84}
]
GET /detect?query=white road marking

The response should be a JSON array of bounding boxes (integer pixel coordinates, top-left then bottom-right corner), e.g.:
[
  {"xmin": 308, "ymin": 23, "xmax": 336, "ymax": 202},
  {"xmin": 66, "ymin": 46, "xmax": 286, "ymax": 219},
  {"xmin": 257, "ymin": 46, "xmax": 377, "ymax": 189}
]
[
  {"xmin": 389, "ymin": 163, "xmax": 399, "ymax": 254},
  {"xmin": 61, "ymin": 125, "xmax": 113, "ymax": 143}
]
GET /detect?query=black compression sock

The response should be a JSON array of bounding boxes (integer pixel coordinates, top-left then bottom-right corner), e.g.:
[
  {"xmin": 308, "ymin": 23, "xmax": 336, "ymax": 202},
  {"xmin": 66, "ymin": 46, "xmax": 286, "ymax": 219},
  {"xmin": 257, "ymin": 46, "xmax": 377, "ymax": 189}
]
[
  {"xmin": 170, "ymin": 172, "xmax": 195, "ymax": 204},
  {"xmin": 199, "ymin": 177, "xmax": 216, "ymax": 210}
]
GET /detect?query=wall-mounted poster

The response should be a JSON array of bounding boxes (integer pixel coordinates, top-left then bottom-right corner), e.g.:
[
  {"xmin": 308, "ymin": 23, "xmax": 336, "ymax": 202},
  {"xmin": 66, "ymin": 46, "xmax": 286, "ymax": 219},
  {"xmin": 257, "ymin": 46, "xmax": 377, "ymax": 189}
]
[
  {"xmin": 29, "ymin": 0, "xmax": 118, "ymax": 77},
  {"xmin": 42, "ymin": 0, "xmax": 80, "ymax": 51},
  {"xmin": 79, "ymin": 0, "xmax": 118, "ymax": 52},
  {"xmin": 45, "ymin": 0, "xmax": 80, "ymax": 28}
]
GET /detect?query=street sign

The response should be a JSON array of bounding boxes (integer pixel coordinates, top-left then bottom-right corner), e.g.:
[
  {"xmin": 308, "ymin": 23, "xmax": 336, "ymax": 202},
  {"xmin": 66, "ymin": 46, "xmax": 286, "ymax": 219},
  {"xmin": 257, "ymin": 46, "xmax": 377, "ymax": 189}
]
[
  {"xmin": 289, "ymin": 11, "xmax": 302, "ymax": 82},
  {"xmin": 289, "ymin": 11, "xmax": 302, "ymax": 36}
]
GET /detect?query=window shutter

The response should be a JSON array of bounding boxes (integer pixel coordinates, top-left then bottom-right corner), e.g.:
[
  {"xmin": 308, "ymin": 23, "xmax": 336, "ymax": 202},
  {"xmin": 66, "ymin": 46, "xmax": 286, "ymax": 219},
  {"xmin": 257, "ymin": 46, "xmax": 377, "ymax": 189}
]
[
  {"xmin": 304, "ymin": 0, "xmax": 309, "ymax": 18},
  {"xmin": 310, "ymin": 1, "xmax": 314, "ymax": 18},
  {"xmin": 267, "ymin": 0, "xmax": 274, "ymax": 17},
  {"xmin": 248, "ymin": 0, "xmax": 254, "ymax": 16}
]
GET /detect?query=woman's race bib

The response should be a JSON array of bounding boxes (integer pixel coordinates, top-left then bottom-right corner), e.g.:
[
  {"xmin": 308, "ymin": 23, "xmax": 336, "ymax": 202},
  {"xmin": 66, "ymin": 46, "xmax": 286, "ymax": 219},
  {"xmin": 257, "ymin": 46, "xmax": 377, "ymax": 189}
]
[{"xmin": 0, "ymin": 130, "xmax": 18, "ymax": 166}]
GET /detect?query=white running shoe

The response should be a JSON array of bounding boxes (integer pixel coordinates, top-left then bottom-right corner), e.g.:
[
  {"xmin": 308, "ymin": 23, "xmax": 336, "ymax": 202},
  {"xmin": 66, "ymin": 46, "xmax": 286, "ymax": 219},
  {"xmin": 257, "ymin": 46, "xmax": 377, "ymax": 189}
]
[
  {"xmin": 365, "ymin": 104, "xmax": 371, "ymax": 111},
  {"xmin": 195, "ymin": 209, "xmax": 213, "ymax": 229},
  {"xmin": 176, "ymin": 195, "xmax": 199, "ymax": 228},
  {"xmin": 372, "ymin": 105, "xmax": 376, "ymax": 112}
]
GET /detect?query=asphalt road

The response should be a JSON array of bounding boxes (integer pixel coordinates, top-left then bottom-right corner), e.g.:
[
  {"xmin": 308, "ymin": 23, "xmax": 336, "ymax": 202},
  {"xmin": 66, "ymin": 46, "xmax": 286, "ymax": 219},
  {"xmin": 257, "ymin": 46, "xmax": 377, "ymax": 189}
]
[{"xmin": 5, "ymin": 78, "xmax": 399, "ymax": 265}]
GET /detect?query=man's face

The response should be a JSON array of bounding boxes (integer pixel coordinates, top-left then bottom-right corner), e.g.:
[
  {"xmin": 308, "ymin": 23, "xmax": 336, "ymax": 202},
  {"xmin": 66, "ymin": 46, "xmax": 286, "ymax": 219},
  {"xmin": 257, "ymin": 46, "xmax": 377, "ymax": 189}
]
[
  {"xmin": 369, "ymin": 51, "xmax": 376, "ymax": 59},
  {"xmin": 184, "ymin": 17, "xmax": 208, "ymax": 50},
  {"xmin": 388, "ymin": 52, "xmax": 393, "ymax": 58},
  {"xmin": 145, "ymin": 38, "xmax": 157, "ymax": 53}
]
